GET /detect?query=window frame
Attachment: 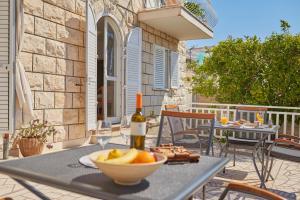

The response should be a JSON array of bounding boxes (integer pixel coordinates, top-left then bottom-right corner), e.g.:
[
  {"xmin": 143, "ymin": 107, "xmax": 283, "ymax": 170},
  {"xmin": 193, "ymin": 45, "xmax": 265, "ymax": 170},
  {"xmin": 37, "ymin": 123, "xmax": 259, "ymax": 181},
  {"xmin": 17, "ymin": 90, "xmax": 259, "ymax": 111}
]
[{"xmin": 153, "ymin": 45, "xmax": 179, "ymax": 91}]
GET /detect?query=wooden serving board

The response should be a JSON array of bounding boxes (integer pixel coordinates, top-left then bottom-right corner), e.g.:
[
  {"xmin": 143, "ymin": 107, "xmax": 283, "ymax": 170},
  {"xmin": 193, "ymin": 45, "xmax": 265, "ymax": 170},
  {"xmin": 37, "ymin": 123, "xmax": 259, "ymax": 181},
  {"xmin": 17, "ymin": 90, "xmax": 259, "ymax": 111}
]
[{"xmin": 150, "ymin": 144, "xmax": 200, "ymax": 163}]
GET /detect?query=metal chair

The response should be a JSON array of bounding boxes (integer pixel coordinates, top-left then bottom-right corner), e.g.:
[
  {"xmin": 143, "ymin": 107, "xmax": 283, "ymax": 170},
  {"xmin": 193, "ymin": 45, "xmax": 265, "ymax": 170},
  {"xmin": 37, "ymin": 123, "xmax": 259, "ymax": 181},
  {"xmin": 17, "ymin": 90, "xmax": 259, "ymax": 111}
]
[
  {"xmin": 226, "ymin": 106, "xmax": 268, "ymax": 166},
  {"xmin": 265, "ymin": 134, "xmax": 300, "ymax": 182},
  {"xmin": 219, "ymin": 182, "xmax": 284, "ymax": 200},
  {"xmin": 157, "ymin": 110, "xmax": 215, "ymax": 155}
]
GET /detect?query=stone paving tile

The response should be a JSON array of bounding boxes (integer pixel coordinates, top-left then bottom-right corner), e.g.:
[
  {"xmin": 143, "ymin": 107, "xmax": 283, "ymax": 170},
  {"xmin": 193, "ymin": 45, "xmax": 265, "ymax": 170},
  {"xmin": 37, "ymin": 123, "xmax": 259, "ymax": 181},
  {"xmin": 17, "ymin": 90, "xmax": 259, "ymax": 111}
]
[{"xmin": 0, "ymin": 145, "xmax": 299, "ymax": 200}]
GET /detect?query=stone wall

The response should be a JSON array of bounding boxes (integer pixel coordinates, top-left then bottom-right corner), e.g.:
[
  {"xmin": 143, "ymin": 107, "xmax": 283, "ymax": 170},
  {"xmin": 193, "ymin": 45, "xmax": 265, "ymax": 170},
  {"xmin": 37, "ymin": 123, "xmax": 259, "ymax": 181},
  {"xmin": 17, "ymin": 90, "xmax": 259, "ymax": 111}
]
[
  {"xmin": 17, "ymin": 0, "xmax": 193, "ymax": 143},
  {"xmin": 18, "ymin": 0, "xmax": 87, "ymax": 142},
  {"xmin": 140, "ymin": 22, "xmax": 193, "ymax": 116}
]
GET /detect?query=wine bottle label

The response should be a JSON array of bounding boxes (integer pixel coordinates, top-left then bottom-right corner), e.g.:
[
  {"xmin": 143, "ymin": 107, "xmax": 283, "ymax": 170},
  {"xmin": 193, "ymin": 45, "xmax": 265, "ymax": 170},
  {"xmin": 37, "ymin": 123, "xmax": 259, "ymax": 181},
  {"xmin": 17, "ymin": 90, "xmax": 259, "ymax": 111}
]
[{"xmin": 130, "ymin": 122, "xmax": 146, "ymax": 136}]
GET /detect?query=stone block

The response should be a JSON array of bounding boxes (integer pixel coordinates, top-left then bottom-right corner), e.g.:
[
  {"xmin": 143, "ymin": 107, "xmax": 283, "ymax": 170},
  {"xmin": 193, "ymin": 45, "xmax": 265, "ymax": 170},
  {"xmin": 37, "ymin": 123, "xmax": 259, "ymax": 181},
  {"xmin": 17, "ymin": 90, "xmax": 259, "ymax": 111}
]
[
  {"xmin": 162, "ymin": 39, "xmax": 169, "ymax": 49},
  {"xmin": 80, "ymin": 78, "xmax": 85, "ymax": 92},
  {"xmin": 24, "ymin": 14, "xmax": 34, "ymax": 34},
  {"xmin": 66, "ymin": 77, "xmax": 81, "ymax": 92},
  {"xmin": 44, "ymin": 74, "xmax": 65, "ymax": 92},
  {"xmin": 35, "ymin": 18, "xmax": 56, "ymax": 39},
  {"xmin": 147, "ymin": 25, "xmax": 154, "ymax": 34},
  {"xmin": 69, "ymin": 124, "xmax": 85, "ymax": 140},
  {"xmin": 155, "ymin": 36, "xmax": 162, "ymax": 46},
  {"xmin": 79, "ymin": 16, "xmax": 86, "ymax": 32},
  {"xmin": 66, "ymin": 44, "xmax": 79, "ymax": 60},
  {"xmin": 75, "ymin": 0, "xmax": 86, "ymax": 16},
  {"xmin": 45, "ymin": 109, "xmax": 63, "ymax": 125},
  {"xmin": 46, "ymin": 39, "xmax": 66, "ymax": 58},
  {"xmin": 65, "ymin": 11, "xmax": 80, "ymax": 30},
  {"xmin": 149, "ymin": 34, "xmax": 155, "ymax": 43},
  {"xmin": 143, "ymin": 96, "xmax": 151, "ymax": 106},
  {"xmin": 57, "ymin": 25, "xmax": 84, "ymax": 46},
  {"xmin": 73, "ymin": 61, "xmax": 85, "ymax": 77},
  {"xmin": 60, "ymin": 0, "xmax": 76, "ymax": 12},
  {"xmin": 33, "ymin": 54, "xmax": 56, "ymax": 73},
  {"xmin": 73, "ymin": 93, "xmax": 85, "ymax": 108},
  {"xmin": 26, "ymin": 72, "xmax": 43, "ymax": 90},
  {"xmin": 35, "ymin": 92, "xmax": 54, "ymax": 109},
  {"xmin": 145, "ymin": 85, "xmax": 154, "ymax": 95},
  {"xmin": 148, "ymin": 74, "xmax": 154, "ymax": 85},
  {"xmin": 78, "ymin": 47, "xmax": 85, "ymax": 61},
  {"xmin": 55, "ymin": 92, "xmax": 72, "ymax": 108},
  {"xmin": 22, "ymin": 34, "xmax": 45, "ymax": 54},
  {"xmin": 44, "ymin": 3, "xmax": 65, "ymax": 25},
  {"xmin": 142, "ymin": 74, "xmax": 148, "ymax": 84},
  {"xmin": 142, "ymin": 30, "xmax": 149, "ymax": 42},
  {"xmin": 33, "ymin": 109, "xmax": 44, "ymax": 122},
  {"xmin": 19, "ymin": 52, "xmax": 32, "ymax": 71},
  {"xmin": 56, "ymin": 58, "xmax": 73, "ymax": 76},
  {"xmin": 63, "ymin": 109, "xmax": 78, "ymax": 124},
  {"xmin": 53, "ymin": 125, "xmax": 69, "ymax": 142},
  {"xmin": 24, "ymin": 0, "xmax": 43, "ymax": 17},
  {"xmin": 78, "ymin": 109, "xmax": 85, "ymax": 123},
  {"xmin": 145, "ymin": 64, "xmax": 153, "ymax": 74}
]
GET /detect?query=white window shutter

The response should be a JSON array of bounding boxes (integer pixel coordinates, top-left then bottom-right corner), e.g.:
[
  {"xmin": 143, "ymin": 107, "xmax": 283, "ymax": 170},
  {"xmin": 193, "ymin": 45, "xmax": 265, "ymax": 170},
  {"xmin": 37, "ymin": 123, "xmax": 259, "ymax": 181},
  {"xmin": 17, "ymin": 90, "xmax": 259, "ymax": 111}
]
[
  {"xmin": 0, "ymin": 0, "xmax": 11, "ymax": 132},
  {"xmin": 86, "ymin": 2, "xmax": 97, "ymax": 130},
  {"xmin": 154, "ymin": 45, "xmax": 165, "ymax": 89},
  {"xmin": 126, "ymin": 27, "xmax": 142, "ymax": 115},
  {"xmin": 171, "ymin": 51, "xmax": 179, "ymax": 88}
]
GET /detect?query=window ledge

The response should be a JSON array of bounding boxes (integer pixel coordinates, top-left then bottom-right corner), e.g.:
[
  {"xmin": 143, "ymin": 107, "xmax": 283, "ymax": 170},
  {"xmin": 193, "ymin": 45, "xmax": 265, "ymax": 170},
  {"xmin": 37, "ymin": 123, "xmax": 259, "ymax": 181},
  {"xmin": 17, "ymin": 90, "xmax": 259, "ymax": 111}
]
[{"xmin": 153, "ymin": 88, "xmax": 169, "ymax": 92}]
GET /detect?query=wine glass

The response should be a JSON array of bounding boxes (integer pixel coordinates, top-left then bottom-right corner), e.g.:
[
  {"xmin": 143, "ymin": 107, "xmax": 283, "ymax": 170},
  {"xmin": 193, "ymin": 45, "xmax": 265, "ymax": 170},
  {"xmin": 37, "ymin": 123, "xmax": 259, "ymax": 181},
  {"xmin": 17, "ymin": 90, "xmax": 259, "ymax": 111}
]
[
  {"xmin": 97, "ymin": 120, "xmax": 112, "ymax": 149},
  {"xmin": 120, "ymin": 116, "xmax": 131, "ymax": 145}
]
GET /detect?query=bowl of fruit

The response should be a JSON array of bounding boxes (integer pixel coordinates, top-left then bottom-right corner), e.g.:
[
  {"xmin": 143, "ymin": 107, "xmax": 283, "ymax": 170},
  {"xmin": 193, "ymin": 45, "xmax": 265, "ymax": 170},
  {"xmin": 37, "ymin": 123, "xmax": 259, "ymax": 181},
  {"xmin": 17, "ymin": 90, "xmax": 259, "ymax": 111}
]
[{"xmin": 89, "ymin": 148, "xmax": 167, "ymax": 185}]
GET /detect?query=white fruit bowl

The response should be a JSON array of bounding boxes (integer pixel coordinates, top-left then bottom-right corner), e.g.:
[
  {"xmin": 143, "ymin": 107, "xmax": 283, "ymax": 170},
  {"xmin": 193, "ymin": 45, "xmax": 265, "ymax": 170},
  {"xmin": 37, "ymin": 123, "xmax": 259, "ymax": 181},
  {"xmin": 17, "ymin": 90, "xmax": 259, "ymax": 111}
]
[{"xmin": 89, "ymin": 149, "xmax": 167, "ymax": 185}]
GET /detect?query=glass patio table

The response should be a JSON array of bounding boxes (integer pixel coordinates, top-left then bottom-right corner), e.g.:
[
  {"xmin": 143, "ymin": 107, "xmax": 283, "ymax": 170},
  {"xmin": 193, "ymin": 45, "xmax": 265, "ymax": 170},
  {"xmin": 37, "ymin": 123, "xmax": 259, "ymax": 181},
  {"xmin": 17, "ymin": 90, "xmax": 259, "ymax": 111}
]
[
  {"xmin": 0, "ymin": 144, "xmax": 230, "ymax": 200},
  {"xmin": 199, "ymin": 122, "xmax": 280, "ymax": 188}
]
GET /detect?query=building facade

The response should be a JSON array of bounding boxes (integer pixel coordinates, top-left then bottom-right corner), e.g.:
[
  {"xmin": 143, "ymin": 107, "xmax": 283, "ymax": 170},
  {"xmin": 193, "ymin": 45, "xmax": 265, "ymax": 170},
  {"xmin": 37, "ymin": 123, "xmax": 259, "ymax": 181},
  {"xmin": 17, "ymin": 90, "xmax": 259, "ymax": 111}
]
[{"xmin": 0, "ymin": 0, "xmax": 215, "ymax": 146}]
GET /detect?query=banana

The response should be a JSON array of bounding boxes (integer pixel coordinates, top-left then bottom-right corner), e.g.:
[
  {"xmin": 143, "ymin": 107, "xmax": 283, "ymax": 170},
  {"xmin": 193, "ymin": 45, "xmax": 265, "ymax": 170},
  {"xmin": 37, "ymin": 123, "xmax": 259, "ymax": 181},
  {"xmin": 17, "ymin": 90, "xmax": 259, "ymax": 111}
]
[
  {"xmin": 96, "ymin": 154, "xmax": 107, "ymax": 162},
  {"xmin": 104, "ymin": 148, "xmax": 138, "ymax": 164}
]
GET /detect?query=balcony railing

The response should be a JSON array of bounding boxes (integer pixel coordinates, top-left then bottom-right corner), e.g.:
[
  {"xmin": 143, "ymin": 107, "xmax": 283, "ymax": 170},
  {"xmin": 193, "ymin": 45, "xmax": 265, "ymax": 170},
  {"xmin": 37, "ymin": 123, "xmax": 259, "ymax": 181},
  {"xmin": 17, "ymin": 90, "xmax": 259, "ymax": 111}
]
[
  {"xmin": 143, "ymin": 0, "xmax": 218, "ymax": 30},
  {"xmin": 181, "ymin": 103, "xmax": 300, "ymax": 142}
]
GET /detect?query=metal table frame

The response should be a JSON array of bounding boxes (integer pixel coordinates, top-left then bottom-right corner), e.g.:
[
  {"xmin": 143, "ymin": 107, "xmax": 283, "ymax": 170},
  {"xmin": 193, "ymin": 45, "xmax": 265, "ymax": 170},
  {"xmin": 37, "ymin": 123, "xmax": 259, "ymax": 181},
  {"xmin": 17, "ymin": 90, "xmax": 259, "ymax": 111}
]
[{"xmin": 199, "ymin": 123, "xmax": 280, "ymax": 188}]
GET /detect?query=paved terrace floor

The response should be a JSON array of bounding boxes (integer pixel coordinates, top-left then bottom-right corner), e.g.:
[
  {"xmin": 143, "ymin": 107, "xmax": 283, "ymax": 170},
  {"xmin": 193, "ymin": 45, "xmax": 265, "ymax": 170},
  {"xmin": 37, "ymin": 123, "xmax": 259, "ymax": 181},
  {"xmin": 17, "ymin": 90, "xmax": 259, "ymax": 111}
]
[{"xmin": 0, "ymin": 140, "xmax": 299, "ymax": 200}]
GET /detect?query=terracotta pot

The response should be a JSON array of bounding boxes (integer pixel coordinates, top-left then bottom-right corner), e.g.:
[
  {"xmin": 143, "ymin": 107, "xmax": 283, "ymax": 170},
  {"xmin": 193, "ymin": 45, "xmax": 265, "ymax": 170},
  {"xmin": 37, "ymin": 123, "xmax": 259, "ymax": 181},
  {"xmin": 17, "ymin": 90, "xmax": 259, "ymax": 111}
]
[{"xmin": 19, "ymin": 138, "xmax": 44, "ymax": 157}]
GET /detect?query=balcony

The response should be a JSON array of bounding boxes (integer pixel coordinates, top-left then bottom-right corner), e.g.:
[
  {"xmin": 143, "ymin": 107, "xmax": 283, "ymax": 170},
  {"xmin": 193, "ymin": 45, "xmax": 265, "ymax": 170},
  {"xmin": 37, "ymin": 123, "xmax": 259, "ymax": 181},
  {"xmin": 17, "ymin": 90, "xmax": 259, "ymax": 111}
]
[{"xmin": 138, "ymin": 0, "xmax": 217, "ymax": 40}]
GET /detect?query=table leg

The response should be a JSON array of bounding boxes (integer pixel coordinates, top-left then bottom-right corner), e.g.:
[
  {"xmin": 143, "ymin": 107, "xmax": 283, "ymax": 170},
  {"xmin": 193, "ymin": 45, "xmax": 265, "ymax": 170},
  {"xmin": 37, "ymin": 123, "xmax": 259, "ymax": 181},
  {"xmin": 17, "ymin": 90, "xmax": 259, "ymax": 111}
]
[{"xmin": 14, "ymin": 178, "xmax": 51, "ymax": 200}]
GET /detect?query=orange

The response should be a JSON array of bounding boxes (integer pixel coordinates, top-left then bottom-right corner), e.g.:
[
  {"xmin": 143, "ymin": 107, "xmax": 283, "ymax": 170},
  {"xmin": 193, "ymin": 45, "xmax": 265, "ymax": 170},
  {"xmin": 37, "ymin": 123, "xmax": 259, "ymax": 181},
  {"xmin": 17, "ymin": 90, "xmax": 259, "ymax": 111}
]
[{"xmin": 132, "ymin": 151, "xmax": 156, "ymax": 164}]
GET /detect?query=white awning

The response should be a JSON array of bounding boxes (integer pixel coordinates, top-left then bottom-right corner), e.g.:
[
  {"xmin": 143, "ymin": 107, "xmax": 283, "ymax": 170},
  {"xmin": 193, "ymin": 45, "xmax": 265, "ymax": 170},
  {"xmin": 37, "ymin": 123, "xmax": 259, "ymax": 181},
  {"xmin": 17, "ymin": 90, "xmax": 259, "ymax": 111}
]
[{"xmin": 138, "ymin": 6, "xmax": 213, "ymax": 41}]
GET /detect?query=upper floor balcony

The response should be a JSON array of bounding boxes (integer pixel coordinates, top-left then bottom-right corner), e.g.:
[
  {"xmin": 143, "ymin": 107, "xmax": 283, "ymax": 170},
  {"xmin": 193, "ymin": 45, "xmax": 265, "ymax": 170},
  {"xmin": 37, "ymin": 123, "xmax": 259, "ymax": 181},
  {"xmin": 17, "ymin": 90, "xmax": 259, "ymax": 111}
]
[{"xmin": 138, "ymin": 0, "xmax": 217, "ymax": 40}]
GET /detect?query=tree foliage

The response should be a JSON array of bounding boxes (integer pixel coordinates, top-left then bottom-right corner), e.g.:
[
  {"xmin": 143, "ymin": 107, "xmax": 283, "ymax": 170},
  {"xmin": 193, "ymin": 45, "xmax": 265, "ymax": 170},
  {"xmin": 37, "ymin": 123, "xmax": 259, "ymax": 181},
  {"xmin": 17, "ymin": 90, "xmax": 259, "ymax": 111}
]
[{"xmin": 190, "ymin": 21, "xmax": 300, "ymax": 106}]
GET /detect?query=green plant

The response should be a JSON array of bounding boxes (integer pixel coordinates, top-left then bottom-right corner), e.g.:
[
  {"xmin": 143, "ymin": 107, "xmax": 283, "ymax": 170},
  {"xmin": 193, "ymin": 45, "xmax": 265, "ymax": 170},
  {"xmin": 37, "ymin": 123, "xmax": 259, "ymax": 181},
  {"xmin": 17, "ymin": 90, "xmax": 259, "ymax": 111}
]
[
  {"xmin": 190, "ymin": 20, "xmax": 300, "ymax": 107},
  {"xmin": 184, "ymin": 1, "xmax": 204, "ymax": 18},
  {"xmin": 18, "ymin": 120, "xmax": 57, "ymax": 143}
]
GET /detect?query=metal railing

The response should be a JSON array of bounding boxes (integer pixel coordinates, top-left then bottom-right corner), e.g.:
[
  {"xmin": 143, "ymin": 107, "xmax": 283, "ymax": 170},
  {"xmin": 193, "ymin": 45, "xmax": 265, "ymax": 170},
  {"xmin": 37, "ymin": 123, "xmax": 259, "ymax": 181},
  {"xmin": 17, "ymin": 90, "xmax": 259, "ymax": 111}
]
[
  {"xmin": 143, "ymin": 0, "xmax": 218, "ymax": 30},
  {"xmin": 182, "ymin": 103, "xmax": 300, "ymax": 141}
]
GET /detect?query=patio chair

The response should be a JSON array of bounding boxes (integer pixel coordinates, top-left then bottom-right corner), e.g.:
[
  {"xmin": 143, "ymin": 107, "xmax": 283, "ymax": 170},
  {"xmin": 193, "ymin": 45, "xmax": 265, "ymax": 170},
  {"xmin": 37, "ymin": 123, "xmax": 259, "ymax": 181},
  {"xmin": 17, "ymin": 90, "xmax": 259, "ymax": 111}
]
[
  {"xmin": 164, "ymin": 104, "xmax": 224, "ymax": 156},
  {"xmin": 226, "ymin": 106, "xmax": 268, "ymax": 166},
  {"xmin": 219, "ymin": 182, "xmax": 284, "ymax": 200},
  {"xmin": 265, "ymin": 134, "xmax": 300, "ymax": 182},
  {"xmin": 156, "ymin": 110, "xmax": 215, "ymax": 155}
]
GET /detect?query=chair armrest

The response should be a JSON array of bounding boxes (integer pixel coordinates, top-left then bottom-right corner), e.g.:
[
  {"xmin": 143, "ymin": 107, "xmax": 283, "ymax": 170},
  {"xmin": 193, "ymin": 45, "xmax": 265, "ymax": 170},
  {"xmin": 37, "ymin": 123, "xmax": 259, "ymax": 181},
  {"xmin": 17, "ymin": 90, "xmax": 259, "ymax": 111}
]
[
  {"xmin": 274, "ymin": 139, "xmax": 300, "ymax": 150},
  {"xmin": 226, "ymin": 182, "xmax": 284, "ymax": 200},
  {"xmin": 278, "ymin": 134, "xmax": 300, "ymax": 142}
]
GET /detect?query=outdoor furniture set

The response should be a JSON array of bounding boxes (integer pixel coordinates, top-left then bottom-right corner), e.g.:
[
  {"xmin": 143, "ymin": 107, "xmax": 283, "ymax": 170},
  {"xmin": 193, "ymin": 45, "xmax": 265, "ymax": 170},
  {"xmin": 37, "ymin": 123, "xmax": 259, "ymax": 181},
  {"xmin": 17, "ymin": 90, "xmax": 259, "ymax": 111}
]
[{"xmin": 0, "ymin": 105, "xmax": 298, "ymax": 199}]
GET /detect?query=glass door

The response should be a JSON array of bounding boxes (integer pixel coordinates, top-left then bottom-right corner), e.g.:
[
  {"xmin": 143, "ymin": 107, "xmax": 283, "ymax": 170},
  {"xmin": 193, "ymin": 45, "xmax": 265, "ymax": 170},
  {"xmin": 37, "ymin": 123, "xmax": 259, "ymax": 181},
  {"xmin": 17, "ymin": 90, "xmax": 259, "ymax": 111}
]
[{"xmin": 103, "ymin": 18, "xmax": 121, "ymax": 123}]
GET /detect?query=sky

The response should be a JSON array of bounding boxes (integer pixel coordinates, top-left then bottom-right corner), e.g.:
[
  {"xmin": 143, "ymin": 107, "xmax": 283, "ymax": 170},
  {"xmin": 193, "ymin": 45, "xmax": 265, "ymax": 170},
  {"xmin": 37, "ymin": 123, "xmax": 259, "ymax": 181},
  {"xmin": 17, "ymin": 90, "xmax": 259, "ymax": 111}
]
[{"xmin": 187, "ymin": 0, "xmax": 300, "ymax": 48}]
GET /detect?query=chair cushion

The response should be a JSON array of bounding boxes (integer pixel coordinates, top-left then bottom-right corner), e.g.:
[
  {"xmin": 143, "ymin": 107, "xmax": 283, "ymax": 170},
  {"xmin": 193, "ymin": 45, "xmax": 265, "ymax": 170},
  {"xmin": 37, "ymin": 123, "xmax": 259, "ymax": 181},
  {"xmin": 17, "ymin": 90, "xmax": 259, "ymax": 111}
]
[{"xmin": 271, "ymin": 146, "xmax": 300, "ymax": 162}]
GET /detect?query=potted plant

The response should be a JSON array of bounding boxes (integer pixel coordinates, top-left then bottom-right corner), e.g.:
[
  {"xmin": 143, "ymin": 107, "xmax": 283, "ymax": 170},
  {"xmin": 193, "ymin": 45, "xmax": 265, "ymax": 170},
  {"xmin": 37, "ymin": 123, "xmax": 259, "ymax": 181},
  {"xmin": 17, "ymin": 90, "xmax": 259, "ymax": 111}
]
[{"xmin": 17, "ymin": 120, "xmax": 57, "ymax": 157}]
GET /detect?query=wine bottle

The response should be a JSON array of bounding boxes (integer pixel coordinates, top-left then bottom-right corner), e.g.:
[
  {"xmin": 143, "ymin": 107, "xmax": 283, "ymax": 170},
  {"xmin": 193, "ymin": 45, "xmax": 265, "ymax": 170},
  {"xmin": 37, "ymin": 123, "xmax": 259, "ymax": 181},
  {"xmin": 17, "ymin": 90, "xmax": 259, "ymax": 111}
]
[{"xmin": 130, "ymin": 93, "xmax": 146, "ymax": 150}]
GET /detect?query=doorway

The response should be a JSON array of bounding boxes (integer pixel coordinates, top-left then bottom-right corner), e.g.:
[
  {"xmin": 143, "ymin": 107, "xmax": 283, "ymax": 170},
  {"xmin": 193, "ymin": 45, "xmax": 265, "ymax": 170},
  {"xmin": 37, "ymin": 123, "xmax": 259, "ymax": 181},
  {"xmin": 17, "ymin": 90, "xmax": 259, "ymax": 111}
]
[{"xmin": 96, "ymin": 17, "xmax": 122, "ymax": 123}]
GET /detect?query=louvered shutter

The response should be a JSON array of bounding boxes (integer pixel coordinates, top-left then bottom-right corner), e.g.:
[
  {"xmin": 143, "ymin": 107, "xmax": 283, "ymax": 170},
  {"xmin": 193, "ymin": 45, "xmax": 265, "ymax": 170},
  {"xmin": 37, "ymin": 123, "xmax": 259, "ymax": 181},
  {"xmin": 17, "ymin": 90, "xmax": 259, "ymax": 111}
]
[
  {"xmin": 86, "ymin": 2, "xmax": 97, "ymax": 130},
  {"xmin": 170, "ymin": 51, "xmax": 179, "ymax": 88},
  {"xmin": 0, "ymin": 0, "xmax": 11, "ymax": 132},
  {"xmin": 126, "ymin": 27, "xmax": 142, "ymax": 115},
  {"xmin": 154, "ymin": 45, "xmax": 165, "ymax": 89}
]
